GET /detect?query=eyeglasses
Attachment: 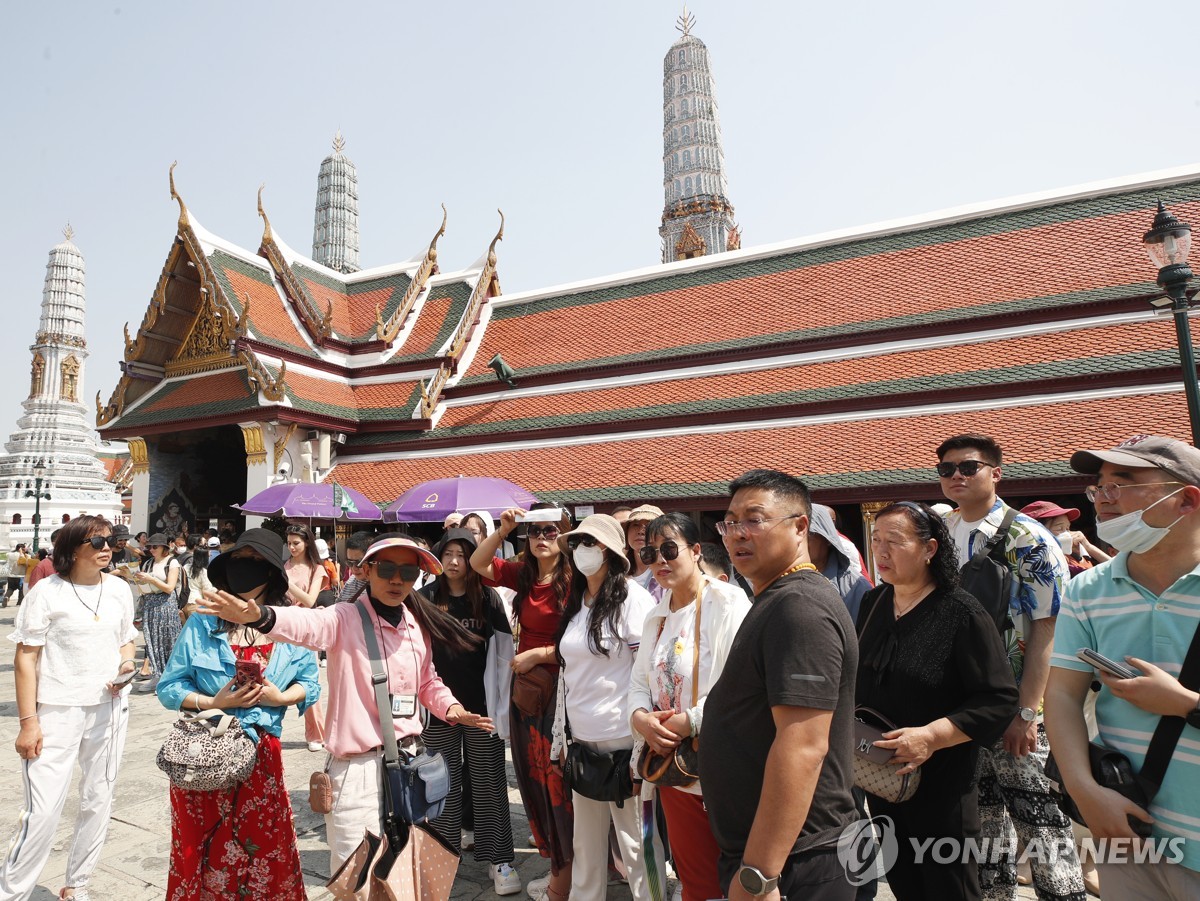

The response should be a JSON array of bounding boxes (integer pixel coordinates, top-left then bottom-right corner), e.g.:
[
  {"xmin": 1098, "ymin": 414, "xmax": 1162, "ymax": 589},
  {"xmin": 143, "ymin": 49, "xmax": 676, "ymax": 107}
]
[
  {"xmin": 568, "ymin": 535, "xmax": 599, "ymax": 549},
  {"xmin": 1085, "ymin": 481, "xmax": 1183, "ymax": 503},
  {"xmin": 639, "ymin": 540, "xmax": 685, "ymax": 565},
  {"xmin": 715, "ymin": 514, "xmax": 801, "ymax": 538},
  {"xmin": 367, "ymin": 561, "xmax": 422, "ymax": 582},
  {"xmin": 526, "ymin": 526, "xmax": 559, "ymax": 540},
  {"xmin": 80, "ymin": 535, "xmax": 118, "ymax": 550},
  {"xmin": 935, "ymin": 460, "xmax": 992, "ymax": 478},
  {"xmin": 344, "ymin": 556, "xmax": 365, "ymax": 570}
]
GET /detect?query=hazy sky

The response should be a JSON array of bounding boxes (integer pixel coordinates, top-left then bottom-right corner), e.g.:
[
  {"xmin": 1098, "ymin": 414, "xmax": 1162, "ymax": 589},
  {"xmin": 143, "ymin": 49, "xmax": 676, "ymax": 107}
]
[{"xmin": 4, "ymin": 1, "xmax": 1199, "ymax": 440}]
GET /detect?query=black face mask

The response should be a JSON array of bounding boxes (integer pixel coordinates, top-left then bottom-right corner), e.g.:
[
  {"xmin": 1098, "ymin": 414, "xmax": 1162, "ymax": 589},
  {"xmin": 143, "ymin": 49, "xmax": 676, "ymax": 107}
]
[{"xmin": 224, "ymin": 558, "xmax": 273, "ymax": 594}]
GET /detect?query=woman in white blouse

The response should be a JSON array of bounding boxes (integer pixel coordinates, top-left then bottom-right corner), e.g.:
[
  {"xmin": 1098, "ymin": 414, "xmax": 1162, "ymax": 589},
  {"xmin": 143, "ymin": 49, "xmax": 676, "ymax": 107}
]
[
  {"xmin": 628, "ymin": 513, "xmax": 752, "ymax": 901},
  {"xmin": 3, "ymin": 515, "xmax": 137, "ymax": 901}
]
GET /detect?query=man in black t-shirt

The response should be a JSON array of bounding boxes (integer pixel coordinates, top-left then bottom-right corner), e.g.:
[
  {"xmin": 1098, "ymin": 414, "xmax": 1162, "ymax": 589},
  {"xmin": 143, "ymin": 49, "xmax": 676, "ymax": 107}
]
[{"xmin": 700, "ymin": 469, "xmax": 858, "ymax": 901}]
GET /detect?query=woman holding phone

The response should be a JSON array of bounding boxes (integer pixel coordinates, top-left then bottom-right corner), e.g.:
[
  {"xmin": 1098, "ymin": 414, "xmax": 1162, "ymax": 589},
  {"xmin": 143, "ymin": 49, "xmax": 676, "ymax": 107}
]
[
  {"xmin": 284, "ymin": 524, "xmax": 329, "ymax": 751},
  {"xmin": 157, "ymin": 529, "xmax": 320, "ymax": 901}
]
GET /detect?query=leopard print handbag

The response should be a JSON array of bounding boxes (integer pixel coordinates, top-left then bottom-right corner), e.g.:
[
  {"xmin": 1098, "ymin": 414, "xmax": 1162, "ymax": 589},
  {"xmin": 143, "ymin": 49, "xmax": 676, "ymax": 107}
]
[{"xmin": 156, "ymin": 709, "xmax": 257, "ymax": 791}]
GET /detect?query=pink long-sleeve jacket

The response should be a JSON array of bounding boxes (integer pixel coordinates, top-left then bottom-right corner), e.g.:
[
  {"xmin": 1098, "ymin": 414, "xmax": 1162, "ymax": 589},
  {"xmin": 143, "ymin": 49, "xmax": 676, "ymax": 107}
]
[{"xmin": 270, "ymin": 599, "xmax": 458, "ymax": 758}]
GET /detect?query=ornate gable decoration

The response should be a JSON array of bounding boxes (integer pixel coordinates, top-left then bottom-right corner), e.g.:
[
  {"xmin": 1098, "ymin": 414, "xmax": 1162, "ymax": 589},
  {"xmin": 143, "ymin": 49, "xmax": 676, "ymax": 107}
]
[
  {"xmin": 258, "ymin": 186, "xmax": 334, "ymax": 344},
  {"xmin": 238, "ymin": 348, "xmax": 288, "ymax": 402},
  {"xmin": 377, "ymin": 205, "xmax": 447, "ymax": 344},
  {"xmin": 676, "ymin": 222, "xmax": 706, "ymax": 260},
  {"xmin": 164, "ymin": 286, "xmax": 238, "ymax": 378}
]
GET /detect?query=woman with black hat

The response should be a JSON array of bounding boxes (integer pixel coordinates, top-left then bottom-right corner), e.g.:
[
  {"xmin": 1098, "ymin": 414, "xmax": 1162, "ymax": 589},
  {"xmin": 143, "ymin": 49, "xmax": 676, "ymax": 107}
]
[
  {"xmin": 132, "ymin": 533, "xmax": 184, "ymax": 693},
  {"xmin": 418, "ymin": 527, "xmax": 520, "ymax": 895},
  {"xmin": 156, "ymin": 528, "xmax": 319, "ymax": 900}
]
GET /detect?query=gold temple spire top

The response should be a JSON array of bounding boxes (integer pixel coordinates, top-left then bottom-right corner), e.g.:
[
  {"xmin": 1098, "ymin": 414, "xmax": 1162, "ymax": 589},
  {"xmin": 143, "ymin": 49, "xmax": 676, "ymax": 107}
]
[
  {"xmin": 332, "ymin": 129, "xmax": 345, "ymax": 154},
  {"xmin": 62, "ymin": 222, "xmax": 74, "ymax": 243},
  {"xmin": 257, "ymin": 183, "xmax": 273, "ymax": 242},
  {"xmin": 676, "ymin": 5, "xmax": 695, "ymax": 37}
]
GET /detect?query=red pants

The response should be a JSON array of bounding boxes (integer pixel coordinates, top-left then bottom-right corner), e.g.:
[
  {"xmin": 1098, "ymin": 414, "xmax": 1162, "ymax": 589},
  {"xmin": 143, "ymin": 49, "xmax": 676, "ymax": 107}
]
[{"xmin": 659, "ymin": 786, "xmax": 722, "ymax": 901}]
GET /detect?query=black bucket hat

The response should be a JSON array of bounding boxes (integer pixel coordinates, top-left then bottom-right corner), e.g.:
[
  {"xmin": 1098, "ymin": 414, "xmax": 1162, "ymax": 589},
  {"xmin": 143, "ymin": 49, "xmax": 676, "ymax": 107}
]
[
  {"xmin": 208, "ymin": 527, "xmax": 288, "ymax": 587},
  {"xmin": 431, "ymin": 527, "xmax": 479, "ymax": 561}
]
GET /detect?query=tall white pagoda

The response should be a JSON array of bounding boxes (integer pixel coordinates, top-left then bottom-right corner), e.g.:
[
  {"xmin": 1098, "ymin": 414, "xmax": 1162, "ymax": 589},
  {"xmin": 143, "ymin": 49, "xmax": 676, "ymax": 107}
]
[
  {"xmin": 0, "ymin": 227, "xmax": 123, "ymax": 549},
  {"xmin": 660, "ymin": 8, "xmax": 740, "ymax": 263},
  {"xmin": 312, "ymin": 131, "xmax": 361, "ymax": 274}
]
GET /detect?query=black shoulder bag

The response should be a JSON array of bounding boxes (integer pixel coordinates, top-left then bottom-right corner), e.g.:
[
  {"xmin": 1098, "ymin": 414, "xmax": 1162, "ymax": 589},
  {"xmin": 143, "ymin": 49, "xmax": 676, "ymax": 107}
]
[
  {"xmin": 958, "ymin": 506, "xmax": 1018, "ymax": 634},
  {"xmin": 1044, "ymin": 624, "xmax": 1200, "ymax": 838}
]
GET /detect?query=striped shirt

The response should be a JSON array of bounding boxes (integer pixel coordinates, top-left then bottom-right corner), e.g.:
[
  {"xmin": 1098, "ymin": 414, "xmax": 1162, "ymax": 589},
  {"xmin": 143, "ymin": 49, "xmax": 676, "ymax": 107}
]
[{"xmin": 1052, "ymin": 552, "xmax": 1200, "ymax": 870}]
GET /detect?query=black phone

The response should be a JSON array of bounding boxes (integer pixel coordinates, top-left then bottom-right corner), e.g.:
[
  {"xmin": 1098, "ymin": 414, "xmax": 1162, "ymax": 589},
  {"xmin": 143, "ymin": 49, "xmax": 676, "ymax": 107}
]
[
  {"xmin": 1077, "ymin": 648, "xmax": 1140, "ymax": 680},
  {"xmin": 110, "ymin": 670, "xmax": 136, "ymax": 688}
]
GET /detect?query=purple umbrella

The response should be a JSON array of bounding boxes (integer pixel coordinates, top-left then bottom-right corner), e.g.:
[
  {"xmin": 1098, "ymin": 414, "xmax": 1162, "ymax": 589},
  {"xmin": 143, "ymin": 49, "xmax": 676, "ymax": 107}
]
[
  {"xmin": 383, "ymin": 476, "xmax": 538, "ymax": 523},
  {"xmin": 235, "ymin": 482, "xmax": 382, "ymax": 521}
]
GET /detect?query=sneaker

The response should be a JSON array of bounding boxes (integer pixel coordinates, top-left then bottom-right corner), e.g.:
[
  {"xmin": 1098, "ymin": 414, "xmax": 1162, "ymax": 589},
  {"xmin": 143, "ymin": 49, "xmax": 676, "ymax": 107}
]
[
  {"xmin": 320, "ymin": 658, "xmax": 327, "ymax": 668},
  {"xmin": 527, "ymin": 833, "xmax": 538, "ymax": 847},
  {"xmin": 490, "ymin": 863, "xmax": 521, "ymax": 896},
  {"xmin": 525, "ymin": 874, "xmax": 550, "ymax": 900},
  {"xmin": 307, "ymin": 741, "xmax": 324, "ymax": 752},
  {"xmin": 460, "ymin": 829, "xmax": 474, "ymax": 850},
  {"xmin": 135, "ymin": 676, "xmax": 159, "ymax": 693},
  {"xmin": 60, "ymin": 888, "xmax": 91, "ymax": 901}
]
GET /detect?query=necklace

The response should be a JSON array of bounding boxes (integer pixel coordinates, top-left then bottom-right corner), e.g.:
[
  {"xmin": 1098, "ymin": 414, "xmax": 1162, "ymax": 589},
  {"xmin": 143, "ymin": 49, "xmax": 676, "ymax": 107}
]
[
  {"xmin": 764, "ymin": 560, "xmax": 817, "ymax": 591},
  {"xmin": 66, "ymin": 575, "xmax": 103, "ymax": 621},
  {"xmin": 893, "ymin": 585, "xmax": 935, "ymax": 620}
]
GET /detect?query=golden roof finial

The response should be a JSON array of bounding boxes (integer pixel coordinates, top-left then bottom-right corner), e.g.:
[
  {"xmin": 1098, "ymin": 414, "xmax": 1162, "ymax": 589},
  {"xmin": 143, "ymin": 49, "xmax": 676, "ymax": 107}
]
[
  {"xmin": 168, "ymin": 161, "xmax": 189, "ymax": 227},
  {"xmin": 487, "ymin": 209, "xmax": 505, "ymax": 265},
  {"xmin": 62, "ymin": 222, "xmax": 75, "ymax": 243},
  {"xmin": 332, "ymin": 129, "xmax": 345, "ymax": 154},
  {"xmin": 676, "ymin": 4, "xmax": 695, "ymax": 36},
  {"xmin": 257, "ymin": 183, "xmax": 273, "ymax": 242},
  {"xmin": 429, "ymin": 203, "xmax": 448, "ymax": 258}
]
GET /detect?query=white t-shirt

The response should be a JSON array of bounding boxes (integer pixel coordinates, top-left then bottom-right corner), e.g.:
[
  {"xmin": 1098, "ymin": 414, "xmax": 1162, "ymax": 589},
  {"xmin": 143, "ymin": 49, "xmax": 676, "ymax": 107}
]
[
  {"xmin": 560, "ymin": 577, "xmax": 654, "ymax": 742},
  {"xmin": 950, "ymin": 516, "xmax": 985, "ymax": 567},
  {"xmin": 8, "ymin": 573, "xmax": 138, "ymax": 706}
]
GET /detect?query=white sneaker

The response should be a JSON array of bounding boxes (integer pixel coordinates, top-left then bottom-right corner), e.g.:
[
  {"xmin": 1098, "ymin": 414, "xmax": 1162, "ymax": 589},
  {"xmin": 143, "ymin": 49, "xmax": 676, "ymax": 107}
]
[
  {"xmin": 135, "ymin": 676, "xmax": 159, "ymax": 693},
  {"xmin": 525, "ymin": 874, "xmax": 550, "ymax": 899},
  {"xmin": 307, "ymin": 740, "xmax": 324, "ymax": 752},
  {"xmin": 461, "ymin": 829, "xmax": 474, "ymax": 850},
  {"xmin": 490, "ymin": 863, "xmax": 522, "ymax": 896}
]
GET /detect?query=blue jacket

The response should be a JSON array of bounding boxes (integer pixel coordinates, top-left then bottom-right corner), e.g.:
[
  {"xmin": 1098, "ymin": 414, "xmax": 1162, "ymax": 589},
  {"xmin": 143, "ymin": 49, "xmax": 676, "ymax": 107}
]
[{"xmin": 157, "ymin": 613, "xmax": 321, "ymax": 741}]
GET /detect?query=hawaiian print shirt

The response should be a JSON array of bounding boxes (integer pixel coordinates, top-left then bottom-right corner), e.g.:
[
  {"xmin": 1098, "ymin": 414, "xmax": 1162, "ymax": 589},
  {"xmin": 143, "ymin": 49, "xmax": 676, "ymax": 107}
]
[{"xmin": 943, "ymin": 497, "xmax": 1069, "ymax": 685}]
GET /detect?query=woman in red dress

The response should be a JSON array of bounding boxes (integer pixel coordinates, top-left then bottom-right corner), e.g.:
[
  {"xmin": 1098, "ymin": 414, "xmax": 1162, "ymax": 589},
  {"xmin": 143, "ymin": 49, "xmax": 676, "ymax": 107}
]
[{"xmin": 157, "ymin": 529, "xmax": 321, "ymax": 900}]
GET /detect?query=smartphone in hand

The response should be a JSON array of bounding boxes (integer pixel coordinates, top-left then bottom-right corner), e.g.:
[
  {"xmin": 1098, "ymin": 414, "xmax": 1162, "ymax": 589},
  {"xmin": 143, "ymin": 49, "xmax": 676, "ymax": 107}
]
[
  {"xmin": 235, "ymin": 658, "xmax": 265, "ymax": 687},
  {"xmin": 110, "ymin": 670, "xmax": 136, "ymax": 688},
  {"xmin": 1077, "ymin": 648, "xmax": 1140, "ymax": 680}
]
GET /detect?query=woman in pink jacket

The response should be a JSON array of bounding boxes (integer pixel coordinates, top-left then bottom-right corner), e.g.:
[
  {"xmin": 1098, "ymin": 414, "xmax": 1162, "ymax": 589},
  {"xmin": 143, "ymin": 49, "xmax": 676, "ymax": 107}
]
[{"xmin": 199, "ymin": 534, "xmax": 492, "ymax": 872}]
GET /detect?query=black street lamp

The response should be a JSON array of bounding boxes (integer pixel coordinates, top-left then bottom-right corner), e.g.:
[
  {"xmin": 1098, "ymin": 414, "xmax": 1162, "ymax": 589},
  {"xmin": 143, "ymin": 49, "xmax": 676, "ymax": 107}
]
[
  {"xmin": 1143, "ymin": 201, "xmax": 1200, "ymax": 446},
  {"xmin": 25, "ymin": 460, "xmax": 51, "ymax": 553}
]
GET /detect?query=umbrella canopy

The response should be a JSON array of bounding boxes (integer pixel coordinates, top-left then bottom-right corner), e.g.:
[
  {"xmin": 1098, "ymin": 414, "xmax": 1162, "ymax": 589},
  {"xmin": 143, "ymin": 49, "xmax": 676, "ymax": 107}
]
[
  {"xmin": 235, "ymin": 482, "xmax": 382, "ymax": 521},
  {"xmin": 384, "ymin": 476, "xmax": 538, "ymax": 523}
]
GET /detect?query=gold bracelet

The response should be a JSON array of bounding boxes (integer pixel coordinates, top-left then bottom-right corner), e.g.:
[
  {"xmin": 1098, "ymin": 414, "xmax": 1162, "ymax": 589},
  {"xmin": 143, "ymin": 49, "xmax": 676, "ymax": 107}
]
[{"xmin": 18, "ymin": 714, "xmax": 38, "ymax": 722}]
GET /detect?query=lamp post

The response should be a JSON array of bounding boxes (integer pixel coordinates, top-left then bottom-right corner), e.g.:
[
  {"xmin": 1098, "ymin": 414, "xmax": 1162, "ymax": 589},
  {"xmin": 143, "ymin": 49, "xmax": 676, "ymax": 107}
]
[
  {"xmin": 25, "ymin": 460, "xmax": 50, "ymax": 553},
  {"xmin": 1143, "ymin": 201, "xmax": 1200, "ymax": 446}
]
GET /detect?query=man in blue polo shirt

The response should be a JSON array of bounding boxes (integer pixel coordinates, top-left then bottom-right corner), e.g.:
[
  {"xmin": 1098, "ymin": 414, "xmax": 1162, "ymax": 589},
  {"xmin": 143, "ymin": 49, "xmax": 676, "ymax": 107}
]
[{"xmin": 1046, "ymin": 434, "xmax": 1200, "ymax": 898}]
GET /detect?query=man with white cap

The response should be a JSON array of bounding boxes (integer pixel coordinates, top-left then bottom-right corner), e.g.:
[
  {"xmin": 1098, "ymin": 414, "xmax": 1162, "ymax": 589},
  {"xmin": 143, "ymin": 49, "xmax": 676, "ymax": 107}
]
[{"xmin": 1046, "ymin": 434, "xmax": 1200, "ymax": 898}]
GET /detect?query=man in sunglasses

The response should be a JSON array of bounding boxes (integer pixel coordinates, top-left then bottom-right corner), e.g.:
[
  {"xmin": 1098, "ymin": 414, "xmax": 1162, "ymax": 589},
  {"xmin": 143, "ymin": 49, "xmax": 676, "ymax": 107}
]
[
  {"xmin": 337, "ymin": 531, "xmax": 375, "ymax": 601},
  {"xmin": 936, "ymin": 433, "xmax": 1082, "ymax": 900},
  {"xmin": 1045, "ymin": 435, "xmax": 1200, "ymax": 897}
]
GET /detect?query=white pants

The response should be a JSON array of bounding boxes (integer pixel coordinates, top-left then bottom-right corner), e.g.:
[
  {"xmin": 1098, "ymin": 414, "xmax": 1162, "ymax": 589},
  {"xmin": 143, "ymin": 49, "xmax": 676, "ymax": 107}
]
[
  {"xmin": 325, "ymin": 750, "xmax": 384, "ymax": 875},
  {"xmin": 0, "ymin": 697, "xmax": 130, "ymax": 901},
  {"xmin": 569, "ymin": 737, "xmax": 663, "ymax": 901}
]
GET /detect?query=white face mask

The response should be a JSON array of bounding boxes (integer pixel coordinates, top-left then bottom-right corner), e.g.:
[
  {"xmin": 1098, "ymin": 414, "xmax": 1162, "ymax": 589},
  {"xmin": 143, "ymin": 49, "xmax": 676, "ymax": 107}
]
[
  {"xmin": 572, "ymin": 544, "xmax": 606, "ymax": 576},
  {"xmin": 1056, "ymin": 531, "xmax": 1075, "ymax": 555},
  {"xmin": 1096, "ymin": 488, "xmax": 1185, "ymax": 554},
  {"xmin": 174, "ymin": 545, "xmax": 187, "ymax": 555}
]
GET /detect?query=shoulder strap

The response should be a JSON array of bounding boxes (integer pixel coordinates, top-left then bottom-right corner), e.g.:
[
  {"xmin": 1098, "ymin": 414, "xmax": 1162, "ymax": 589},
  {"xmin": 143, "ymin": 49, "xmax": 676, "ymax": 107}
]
[
  {"xmin": 1140, "ymin": 623, "xmax": 1200, "ymax": 797},
  {"xmin": 856, "ymin": 584, "xmax": 893, "ymax": 639},
  {"xmin": 355, "ymin": 601, "xmax": 400, "ymax": 768},
  {"xmin": 690, "ymin": 583, "xmax": 704, "ymax": 709},
  {"xmin": 974, "ymin": 506, "xmax": 1018, "ymax": 560}
]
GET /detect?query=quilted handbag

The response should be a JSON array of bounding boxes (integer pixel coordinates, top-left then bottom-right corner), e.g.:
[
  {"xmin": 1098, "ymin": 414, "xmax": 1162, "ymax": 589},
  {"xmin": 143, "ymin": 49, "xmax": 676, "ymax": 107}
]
[
  {"xmin": 156, "ymin": 710, "xmax": 257, "ymax": 791},
  {"xmin": 327, "ymin": 825, "xmax": 460, "ymax": 901},
  {"xmin": 852, "ymin": 706, "xmax": 920, "ymax": 804}
]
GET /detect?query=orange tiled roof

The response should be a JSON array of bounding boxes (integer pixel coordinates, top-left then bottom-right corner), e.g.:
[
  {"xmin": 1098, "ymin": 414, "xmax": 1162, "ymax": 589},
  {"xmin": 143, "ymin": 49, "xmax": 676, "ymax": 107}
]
[{"xmin": 331, "ymin": 390, "xmax": 1191, "ymax": 504}]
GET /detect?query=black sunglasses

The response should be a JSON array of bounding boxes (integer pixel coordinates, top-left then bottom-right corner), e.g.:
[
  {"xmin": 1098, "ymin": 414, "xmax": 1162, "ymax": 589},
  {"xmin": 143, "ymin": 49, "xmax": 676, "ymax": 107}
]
[
  {"xmin": 526, "ymin": 526, "xmax": 559, "ymax": 540},
  {"xmin": 568, "ymin": 535, "xmax": 599, "ymax": 550},
  {"xmin": 368, "ymin": 561, "xmax": 422, "ymax": 582},
  {"xmin": 81, "ymin": 535, "xmax": 119, "ymax": 550},
  {"xmin": 639, "ymin": 540, "xmax": 685, "ymax": 565},
  {"xmin": 935, "ymin": 460, "xmax": 991, "ymax": 478}
]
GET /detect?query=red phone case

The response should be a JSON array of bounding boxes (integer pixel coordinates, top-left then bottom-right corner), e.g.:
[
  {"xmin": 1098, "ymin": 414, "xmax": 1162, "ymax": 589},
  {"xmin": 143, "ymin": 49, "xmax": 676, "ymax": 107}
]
[{"xmin": 235, "ymin": 659, "xmax": 264, "ymax": 686}]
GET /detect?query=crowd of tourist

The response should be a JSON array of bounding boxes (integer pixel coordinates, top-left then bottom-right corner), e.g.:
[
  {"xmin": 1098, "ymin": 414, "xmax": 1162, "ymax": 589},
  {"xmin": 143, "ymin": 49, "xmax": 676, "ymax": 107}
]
[{"xmin": 1, "ymin": 430, "xmax": 1199, "ymax": 900}]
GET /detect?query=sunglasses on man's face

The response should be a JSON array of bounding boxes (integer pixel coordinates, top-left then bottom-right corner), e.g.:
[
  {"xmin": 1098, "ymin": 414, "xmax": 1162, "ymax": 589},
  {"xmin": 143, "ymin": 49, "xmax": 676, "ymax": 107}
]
[
  {"xmin": 639, "ymin": 540, "xmax": 685, "ymax": 565},
  {"xmin": 934, "ymin": 460, "xmax": 992, "ymax": 478},
  {"xmin": 368, "ymin": 561, "xmax": 422, "ymax": 582},
  {"xmin": 526, "ymin": 526, "xmax": 559, "ymax": 540},
  {"xmin": 80, "ymin": 535, "xmax": 118, "ymax": 550}
]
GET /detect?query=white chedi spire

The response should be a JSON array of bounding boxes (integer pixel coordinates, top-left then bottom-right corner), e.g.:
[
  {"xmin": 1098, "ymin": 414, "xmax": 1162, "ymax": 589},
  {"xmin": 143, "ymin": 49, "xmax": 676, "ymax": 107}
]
[
  {"xmin": 0, "ymin": 227, "xmax": 122, "ymax": 539},
  {"xmin": 312, "ymin": 131, "xmax": 361, "ymax": 273}
]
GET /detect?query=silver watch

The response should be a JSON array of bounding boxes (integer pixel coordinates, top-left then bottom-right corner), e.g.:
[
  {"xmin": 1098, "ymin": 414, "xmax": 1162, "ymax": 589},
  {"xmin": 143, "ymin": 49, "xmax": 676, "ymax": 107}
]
[
  {"xmin": 1018, "ymin": 706, "xmax": 1037, "ymax": 722},
  {"xmin": 736, "ymin": 865, "xmax": 779, "ymax": 896}
]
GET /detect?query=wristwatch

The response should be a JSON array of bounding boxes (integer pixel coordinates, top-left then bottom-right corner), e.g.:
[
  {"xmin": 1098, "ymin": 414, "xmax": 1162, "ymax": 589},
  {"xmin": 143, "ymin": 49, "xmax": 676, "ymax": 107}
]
[
  {"xmin": 1018, "ymin": 706, "xmax": 1037, "ymax": 722},
  {"xmin": 1186, "ymin": 696, "xmax": 1200, "ymax": 730},
  {"xmin": 736, "ymin": 865, "xmax": 779, "ymax": 897}
]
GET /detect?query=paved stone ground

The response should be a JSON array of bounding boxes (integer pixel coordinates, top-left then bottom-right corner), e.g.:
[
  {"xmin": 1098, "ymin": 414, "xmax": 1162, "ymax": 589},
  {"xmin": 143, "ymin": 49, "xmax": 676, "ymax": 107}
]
[{"xmin": 0, "ymin": 603, "xmax": 1040, "ymax": 899}]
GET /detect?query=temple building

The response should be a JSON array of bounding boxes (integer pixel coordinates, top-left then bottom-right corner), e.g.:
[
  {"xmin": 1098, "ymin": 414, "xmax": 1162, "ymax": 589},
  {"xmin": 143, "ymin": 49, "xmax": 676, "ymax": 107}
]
[
  {"xmin": 0, "ymin": 227, "xmax": 124, "ymax": 548},
  {"xmin": 660, "ymin": 10, "xmax": 739, "ymax": 262},
  {"xmin": 89, "ymin": 22, "xmax": 1200, "ymax": 557}
]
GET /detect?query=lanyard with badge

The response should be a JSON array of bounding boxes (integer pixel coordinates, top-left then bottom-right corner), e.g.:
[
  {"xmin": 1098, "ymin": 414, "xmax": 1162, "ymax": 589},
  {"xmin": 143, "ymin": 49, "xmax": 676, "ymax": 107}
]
[{"xmin": 378, "ymin": 612, "xmax": 421, "ymax": 720}]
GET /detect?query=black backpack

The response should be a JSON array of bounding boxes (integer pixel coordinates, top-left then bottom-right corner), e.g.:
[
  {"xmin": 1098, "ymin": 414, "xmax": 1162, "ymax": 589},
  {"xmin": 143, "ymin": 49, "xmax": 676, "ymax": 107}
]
[
  {"xmin": 958, "ymin": 506, "xmax": 1018, "ymax": 635},
  {"xmin": 141, "ymin": 556, "xmax": 190, "ymax": 609}
]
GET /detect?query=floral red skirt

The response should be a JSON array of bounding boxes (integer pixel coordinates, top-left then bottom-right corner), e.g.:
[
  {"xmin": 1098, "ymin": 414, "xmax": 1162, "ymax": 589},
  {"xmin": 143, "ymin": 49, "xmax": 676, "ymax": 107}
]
[{"xmin": 166, "ymin": 730, "xmax": 307, "ymax": 900}]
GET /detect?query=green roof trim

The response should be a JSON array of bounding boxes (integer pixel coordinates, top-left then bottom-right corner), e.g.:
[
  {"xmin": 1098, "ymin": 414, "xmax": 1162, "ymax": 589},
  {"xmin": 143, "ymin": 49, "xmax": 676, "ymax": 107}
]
[
  {"xmin": 389, "ymin": 281, "xmax": 473, "ymax": 364},
  {"xmin": 109, "ymin": 370, "xmax": 261, "ymax": 429},
  {"xmin": 207, "ymin": 251, "xmax": 316, "ymax": 357},
  {"xmin": 291, "ymin": 264, "xmax": 414, "ymax": 343},
  {"xmin": 285, "ymin": 382, "xmax": 425, "ymax": 421}
]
